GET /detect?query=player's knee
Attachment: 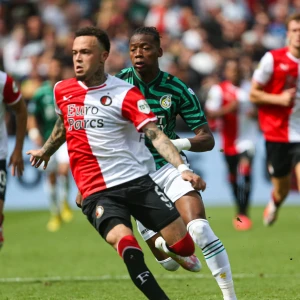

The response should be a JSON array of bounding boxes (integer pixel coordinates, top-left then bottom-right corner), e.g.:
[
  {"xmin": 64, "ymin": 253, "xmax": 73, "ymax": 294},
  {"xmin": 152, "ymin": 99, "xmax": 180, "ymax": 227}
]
[
  {"xmin": 157, "ymin": 257, "xmax": 180, "ymax": 271},
  {"xmin": 168, "ymin": 232, "xmax": 195, "ymax": 257},
  {"xmin": 228, "ymin": 173, "xmax": 236, "ymax": 184},
  {"xmin": 117, "ymin": 235, "xmax": 142, "ymax": 258},
  {"xmin": 239, "ymin": 161, "xmax": 251, "ymax": 176},
  {"xmin": 187, "ymin": 219, "xmax": 216, "ymax": 249}
]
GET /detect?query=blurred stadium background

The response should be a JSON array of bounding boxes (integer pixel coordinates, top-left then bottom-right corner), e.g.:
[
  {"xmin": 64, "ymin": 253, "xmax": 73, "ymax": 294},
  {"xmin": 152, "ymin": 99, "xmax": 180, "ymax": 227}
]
[{"xmin": 1, "ymin": 1, "xmax": 300, "ymax": 299}]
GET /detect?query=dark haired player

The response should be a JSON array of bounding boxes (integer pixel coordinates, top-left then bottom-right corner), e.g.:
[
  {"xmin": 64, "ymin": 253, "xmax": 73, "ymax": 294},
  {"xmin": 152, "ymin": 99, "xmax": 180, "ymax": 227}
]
[{"xmin": 116, "ymin": 27, "xmax": 237, "ymax": 300}]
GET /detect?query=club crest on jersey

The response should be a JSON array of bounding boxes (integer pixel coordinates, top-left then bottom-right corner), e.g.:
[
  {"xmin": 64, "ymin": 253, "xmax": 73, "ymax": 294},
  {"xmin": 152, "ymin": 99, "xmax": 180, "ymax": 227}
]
[
  {"xmin": 137, "ymin": 99, "xmax": 150, "ymax": 114},
  {"xmin": 100, "ymin": 96, "xmax": 112, "ymax": 106},
  {"xmin": 12, "ymin": 81, "xmax": 19, "ymax": 93},
  {"xmin": 160, "ymin": 95, "xmax": 172, "ymax": 109},
  {"xmin": 95, "ymin": 206, "xmax": 104, "ymax": 219}
]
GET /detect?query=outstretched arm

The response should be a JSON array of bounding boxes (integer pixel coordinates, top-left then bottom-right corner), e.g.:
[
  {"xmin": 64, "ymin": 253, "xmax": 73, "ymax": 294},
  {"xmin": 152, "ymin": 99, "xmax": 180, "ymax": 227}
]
[
  {"xmin": 142, "ymin": 121, "xmax": 206, "ymax": 191},
  {"xmin": 26, "ymin": 116, "xmax": 66, "ymax": 169},
  {"xmin": 9, "ymin": 98, "xmax": 27, "ymax": 176}
]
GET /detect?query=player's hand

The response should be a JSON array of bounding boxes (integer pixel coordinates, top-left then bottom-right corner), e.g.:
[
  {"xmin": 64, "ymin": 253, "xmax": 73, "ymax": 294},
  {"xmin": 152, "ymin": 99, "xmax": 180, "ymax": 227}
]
[
  {"xmin": 279, "ymin": 88, "xmax": 296, "ymax": 106},
  {"xmin": 8, "ymin": 149, "xmax": 24, "ymax": 177},
  {"xmin": 75, "ymin": 190, "xmax": 83, "ymax": 208},
  {"xmin": 26, "ymin": 148, "xmax": 51, "ymax": 170},
  {"xmin": 181, "ymin": 170, "xmax": 206, "ymax": 191}
]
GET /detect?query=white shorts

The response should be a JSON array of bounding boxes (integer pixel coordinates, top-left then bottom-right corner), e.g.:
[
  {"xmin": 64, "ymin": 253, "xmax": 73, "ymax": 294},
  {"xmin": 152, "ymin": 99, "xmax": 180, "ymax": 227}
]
[
  {"xmin": 137, "ymin": 157, "xmax": 195, "ymax": 241},
  {"xmin": 38, "ymin": 142, "xmax": 69, "ymax": 173}
]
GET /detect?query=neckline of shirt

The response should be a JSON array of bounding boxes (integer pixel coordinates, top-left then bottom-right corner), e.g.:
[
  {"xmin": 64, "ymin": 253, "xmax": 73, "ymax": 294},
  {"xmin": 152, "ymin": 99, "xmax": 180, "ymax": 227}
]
[
  {"xmin": 77, "ymin": 74, "xmax": 110, "ymax": 90},
  {"xmin": 132, "ymin": 67, "xmax": 162, "ymax": 86}
]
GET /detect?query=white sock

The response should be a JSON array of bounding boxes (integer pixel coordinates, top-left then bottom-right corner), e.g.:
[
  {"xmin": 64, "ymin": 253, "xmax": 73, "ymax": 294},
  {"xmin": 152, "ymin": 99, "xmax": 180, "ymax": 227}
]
[
  {"xmin": 48, "ymin": 183, "xmax": 59, "ymax": 216},
  {"xmin": 59, "ymin": 175, "xmax": 69, "ymax": 202},
  {"xmin": 157, "ymin": 257, "xmax": 180, "ymax": 271},
  {"xmin": 187, "ymin": 219, "xmax": 237, "ymax": 300}
]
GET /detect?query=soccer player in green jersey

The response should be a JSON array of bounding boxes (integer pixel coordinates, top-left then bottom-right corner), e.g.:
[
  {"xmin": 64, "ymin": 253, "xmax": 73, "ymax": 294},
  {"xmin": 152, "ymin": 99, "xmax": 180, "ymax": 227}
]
[
  {"xmin": 116, "ymin": 27, "xmax": 237, "ymax": 300},
  {"xmin": 27, "ymin": 57, "xmax": 73, "ymax": 232}
]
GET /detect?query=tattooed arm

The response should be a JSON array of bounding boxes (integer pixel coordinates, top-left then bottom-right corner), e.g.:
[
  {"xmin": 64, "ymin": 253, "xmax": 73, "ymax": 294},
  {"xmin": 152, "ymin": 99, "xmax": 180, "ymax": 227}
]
[
  {"xmin": 26, "ymin": 116, "xmax": 66, "ymax": 169},
  {"xmin": 142, "ymin": 121, "xmax": 206, "ymax": 191},
  {"xmin": 143, "ymin": 121, "xmax": 185, "ymax": 168}
]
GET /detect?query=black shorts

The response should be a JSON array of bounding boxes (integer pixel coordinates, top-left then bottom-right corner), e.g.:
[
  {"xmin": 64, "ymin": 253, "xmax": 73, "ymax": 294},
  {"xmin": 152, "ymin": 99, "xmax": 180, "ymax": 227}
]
[
  {"xmin": 0, "ymin": 160, "xmax": 7, "ymax": 201},
  {"xmin": 266, "ymin": 141, "xmax": 300, "ymax": 177},
  {"xmin": 82, "ymin": 175, "xmax": 180, "ymax": 239},
  {"xmin": 224, "ymin": 151, "xmax": 253, "ymax": 175}
]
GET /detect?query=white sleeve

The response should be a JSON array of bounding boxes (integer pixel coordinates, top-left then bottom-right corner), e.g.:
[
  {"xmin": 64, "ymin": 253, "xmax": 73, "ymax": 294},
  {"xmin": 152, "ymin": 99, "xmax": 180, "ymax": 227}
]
[
  {"xmin": 252, "ymin": 52, "xmax": 274, "ymax": 86},
  {"xmin": 53, "ymin": 81, "xmax": 63, "ymax": 115},
  {"xmin": 205, "ymin": 85, "xmax": 222, "ymax": 111}
]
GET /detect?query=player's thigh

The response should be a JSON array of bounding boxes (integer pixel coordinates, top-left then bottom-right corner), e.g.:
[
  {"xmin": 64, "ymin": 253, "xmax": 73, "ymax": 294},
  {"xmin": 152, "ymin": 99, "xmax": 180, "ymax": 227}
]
[
  {"xmin": 291, "ymin": 143, "xmax": 300, "ymax": 191},
  {"xmin": 56, "ymin": 143, "xmax": 69, "ymax": 175},
  {"xmin": 0, "ymin": 160, "xmax": 7, "ymax": 202},
  {"xmin": 175, "ymin": 191, "xmax": 206, "ymax": 223},
  {"xmin": 224, "ymin": 154, "xmax": 239, "ymax": 177},
  {"xmin": 81, "ymin": 190, "xmax": 132, "ymax": 243},
  {"xmin": 266, "ymin": 142, "xmax": 293, "ymax": 177},
  {"xmin": 127, "ymin": 175, "xmax": 180, "ymax": 235}
]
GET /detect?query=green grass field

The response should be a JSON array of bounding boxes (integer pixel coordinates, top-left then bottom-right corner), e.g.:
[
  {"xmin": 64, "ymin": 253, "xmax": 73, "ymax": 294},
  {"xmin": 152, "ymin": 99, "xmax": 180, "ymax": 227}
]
[{"xmin": 0, "ymin": 206, "xmax": 300, "ymax": 300}]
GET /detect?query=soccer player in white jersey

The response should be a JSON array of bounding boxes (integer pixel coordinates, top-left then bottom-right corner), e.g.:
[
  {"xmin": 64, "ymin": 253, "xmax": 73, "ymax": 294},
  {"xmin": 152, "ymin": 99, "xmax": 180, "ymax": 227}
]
[
  {"xmin": 0, "ymin": 71, "xmax": 27, "ymax": 249},
  {"xmin": 26, "ymin": 26, "xmax": 206, "ymax": 300},
  {"xmin": 206, "ymin": 59, "xmax": 258, "ymax": 231},
  {"xmin": 116, "ymin": 27, "xmax": 238, "ymax": 300},
  {"xmin": 250, "ymin": 13, "xmax": 300, "ymax": 226}
]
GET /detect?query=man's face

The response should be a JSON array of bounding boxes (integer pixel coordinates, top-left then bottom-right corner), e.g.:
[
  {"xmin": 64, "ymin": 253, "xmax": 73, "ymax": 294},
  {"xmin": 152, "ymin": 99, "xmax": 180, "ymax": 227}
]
[
  {"xmin": 129, "ymin": 34, "xmax": 162, "ymax": 74},
  {"xmin": 224, "ymin": 61, "xmax": 240, "ymax": 84},
  {"xmin": 287, "ymin": 20, "xmax": 300, "ymax": 49},
  {"xmin": 72, "ymin": 35, "xmax": 108, "ymax": 81}
]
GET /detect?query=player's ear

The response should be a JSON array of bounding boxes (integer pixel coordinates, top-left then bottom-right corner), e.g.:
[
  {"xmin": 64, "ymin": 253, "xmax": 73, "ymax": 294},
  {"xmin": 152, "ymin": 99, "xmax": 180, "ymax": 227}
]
[
  {"xmin": 101, "ymin": 51, "xmax": 109, "ymax": 62},
  {"xmin": 158, "ymin": 47, "xmax": 163, "ymax": 58}
]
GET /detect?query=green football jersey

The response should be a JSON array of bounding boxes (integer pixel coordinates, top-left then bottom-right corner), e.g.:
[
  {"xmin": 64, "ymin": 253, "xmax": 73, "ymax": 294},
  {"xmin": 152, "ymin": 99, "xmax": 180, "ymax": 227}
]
[
  {"xmin": 28, "ymin": 81, "xmax": 57, "ymax": 141},
  {"xmin": 116, "ymin": 67, "xmax": 207, "ymax": 170}
]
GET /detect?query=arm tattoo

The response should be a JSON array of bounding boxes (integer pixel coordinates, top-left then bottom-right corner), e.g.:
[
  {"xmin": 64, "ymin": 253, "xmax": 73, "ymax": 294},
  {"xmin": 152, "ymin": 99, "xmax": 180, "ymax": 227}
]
[
  {"xmin": 144, "ymin": 126, "xmax": 183, "ymax": 167},
  {"xmin": 43, "ymin": 118, "xmax": 66, "ymax": 156},
  {"xmin": 144, "ymin": 127, "xmax": 159, "ymax": 141}
]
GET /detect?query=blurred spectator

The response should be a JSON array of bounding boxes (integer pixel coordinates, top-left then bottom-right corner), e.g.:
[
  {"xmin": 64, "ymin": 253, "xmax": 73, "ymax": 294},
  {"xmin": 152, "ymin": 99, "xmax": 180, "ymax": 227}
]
[{"xmin": 2, "ymin": 0, "xmax": 300, "ymax": 138}]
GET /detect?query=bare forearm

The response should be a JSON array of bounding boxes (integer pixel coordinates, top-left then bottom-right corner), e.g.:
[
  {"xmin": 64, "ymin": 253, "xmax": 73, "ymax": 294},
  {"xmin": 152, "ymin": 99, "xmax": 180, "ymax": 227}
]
[
  {"xmin": 189, "ymin": 134, "xmax": 215, "ymax": 152},
  {"xmin": 14, "ymin": 108, "xmax": 27, "ymax": 151},
  {"xmin": 42, "ymin": 117, "xmax": 66, "ymax": 156},
  {"xmin": 250, "ymin": 89, "xmax": 281, "ymax": 105},
  {"xmin": 144, "ymin": 127, "xmax": 184, "ymax": 168}
]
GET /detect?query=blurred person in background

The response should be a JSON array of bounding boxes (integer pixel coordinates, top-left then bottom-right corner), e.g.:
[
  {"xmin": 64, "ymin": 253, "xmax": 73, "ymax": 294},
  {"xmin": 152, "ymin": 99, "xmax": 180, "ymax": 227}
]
[
  {"xmin": 250, "ymin": 13, "xmax": 300, "ymax": 226},
  {"xmin": 116, "ymin": 26, "xmax": 237, "ymax": 300},
  {"xmin": 0, "ymin": 71, "xmax": 27, "ymax": 249},
  {"xmin": 27, "ymin": 56, "xmax": 73, "ymax": 232},
  {"xmin": 205, "ymin": 58, "xmax": 258, "ymax": 231}
]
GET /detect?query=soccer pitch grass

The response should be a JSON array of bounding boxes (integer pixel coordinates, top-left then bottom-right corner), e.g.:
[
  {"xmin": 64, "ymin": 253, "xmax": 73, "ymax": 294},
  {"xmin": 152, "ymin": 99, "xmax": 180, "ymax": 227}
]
[{"xmin": 0, "ymin": 206, "xmax": 299, "ymax": 300}]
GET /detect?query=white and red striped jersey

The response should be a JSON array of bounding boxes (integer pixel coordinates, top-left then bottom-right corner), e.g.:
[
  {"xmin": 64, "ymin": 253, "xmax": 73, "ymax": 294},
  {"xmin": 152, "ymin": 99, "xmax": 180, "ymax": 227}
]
[
  {"xmin": 0, "ymin": 71, "xmax": 22, "ymax": 159},
  {"xmin": 252, "ymin": 47, "xmax": 300, "ymax": 142},
  {"xmin": 54, "ymin": 74, "xmax": 157, "ymax": 199},
  {"xmin": 206, "ymin": 80, "xmax": 257, "ymax": 155}
]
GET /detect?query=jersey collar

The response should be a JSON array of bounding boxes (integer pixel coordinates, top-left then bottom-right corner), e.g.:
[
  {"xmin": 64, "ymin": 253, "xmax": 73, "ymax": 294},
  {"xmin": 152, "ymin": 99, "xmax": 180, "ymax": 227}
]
[{"xmin": 132, "ymin": 67, "xmax": 163, "ymax": 87}]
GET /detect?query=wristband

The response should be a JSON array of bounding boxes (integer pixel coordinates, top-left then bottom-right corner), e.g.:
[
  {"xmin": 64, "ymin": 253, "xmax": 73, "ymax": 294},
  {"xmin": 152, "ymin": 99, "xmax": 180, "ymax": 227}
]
[
  {"xmin": 171, "ymin": 138, "xmax": 191, "ymax": 152},
  {"xmin": 28, "ymin": 128, "xmax": 40, "ymax": 140},
  {"xmin": 177, "ymin": 164, "xmax": 190, "ymax": 173}
]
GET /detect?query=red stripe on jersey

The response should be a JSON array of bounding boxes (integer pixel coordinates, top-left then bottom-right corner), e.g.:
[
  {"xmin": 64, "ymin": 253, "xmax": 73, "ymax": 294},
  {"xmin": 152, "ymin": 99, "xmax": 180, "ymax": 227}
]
[
  {"xmin": 121, "ymin": 86, "xmax": 157, "ymax": 131},
  {"xmin": 219, "ymin": 81, "xmax": 238, "ymax": 155},
  {"xmin": 3, "ymin": 75, "xmax": 21, "ymax": 105},
  {"xmin": 55, "ymin": 79, "xmax": 107, "ymax": 199}
]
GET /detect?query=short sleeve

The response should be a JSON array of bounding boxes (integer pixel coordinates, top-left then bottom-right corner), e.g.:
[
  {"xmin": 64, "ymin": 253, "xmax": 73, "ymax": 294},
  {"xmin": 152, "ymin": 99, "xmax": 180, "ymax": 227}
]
[
  {"xmin": 122, "ymin": 86, "xmax": 157, "ymax": 131},
  {"xmin": 3, "ymin": 75, "xmax": 22, "ymax": 105},
  {"xmin": 252, "ymin": 52, "xmax": 274, "ymax": 86},
  {"xmin": 53, "ymin": 81, "xmax": 63, "ymax": 115},
  {"xmin": 205, "ymin": 85, "xmax": 222, "ymax": 111}
]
